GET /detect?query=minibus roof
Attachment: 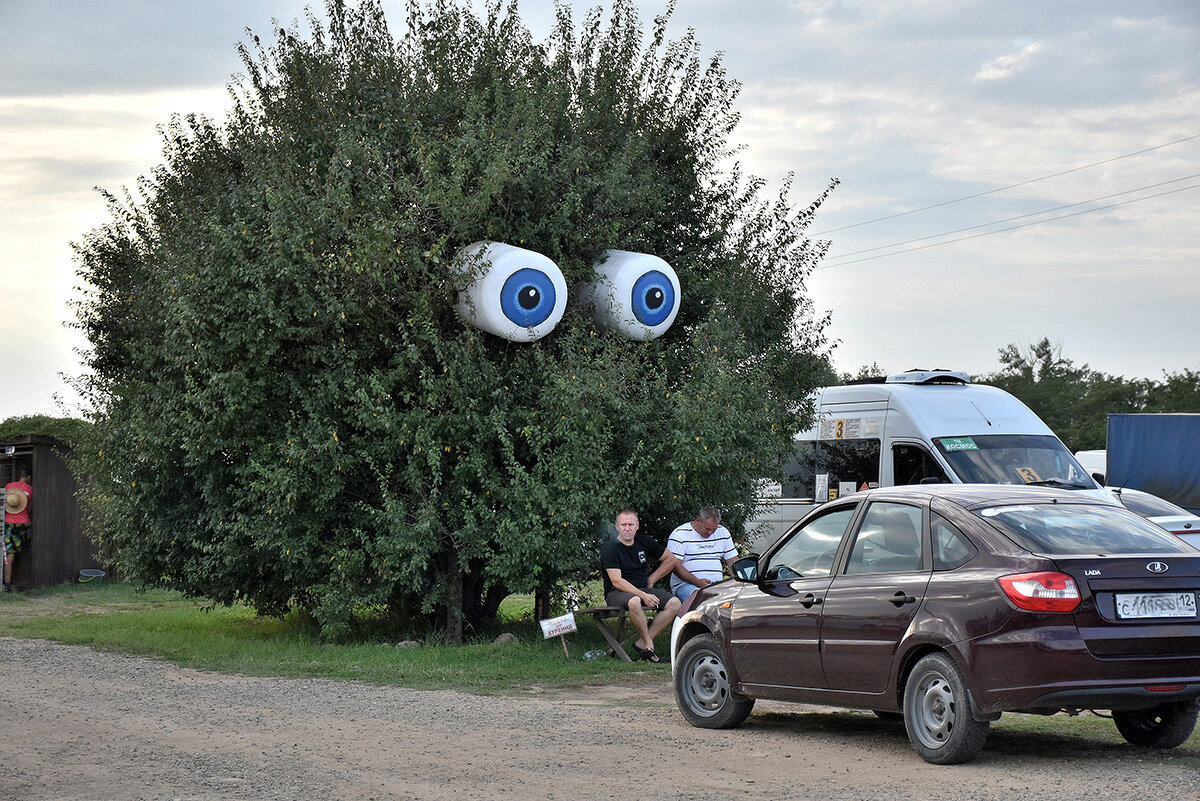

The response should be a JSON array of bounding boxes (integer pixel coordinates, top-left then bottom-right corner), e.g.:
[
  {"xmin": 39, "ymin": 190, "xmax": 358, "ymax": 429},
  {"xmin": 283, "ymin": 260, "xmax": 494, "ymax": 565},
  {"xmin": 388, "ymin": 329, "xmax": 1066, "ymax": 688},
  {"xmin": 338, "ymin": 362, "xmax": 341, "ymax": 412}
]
[{"xmin": 815, "ymin": 370, "xmax": 1055, "ymax": 439}]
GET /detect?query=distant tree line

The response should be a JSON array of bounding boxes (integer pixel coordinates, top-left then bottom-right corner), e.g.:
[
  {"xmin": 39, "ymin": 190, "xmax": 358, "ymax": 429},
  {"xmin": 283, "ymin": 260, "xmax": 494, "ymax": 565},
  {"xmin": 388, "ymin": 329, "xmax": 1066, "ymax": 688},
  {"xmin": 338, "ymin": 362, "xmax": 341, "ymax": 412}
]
[
  {"xmin": 842, "ymin": 338, "xmax": 1200, "ymax": 452},
  {"xmin": 977, "ymin": 339, "xmax": 1200, "ymax": 452}
]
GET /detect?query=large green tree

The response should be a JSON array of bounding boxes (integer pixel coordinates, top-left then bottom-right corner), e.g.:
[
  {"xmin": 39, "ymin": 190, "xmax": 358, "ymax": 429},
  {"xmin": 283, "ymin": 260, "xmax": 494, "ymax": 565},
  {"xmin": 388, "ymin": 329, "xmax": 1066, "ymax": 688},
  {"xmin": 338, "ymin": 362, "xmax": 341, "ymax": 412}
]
[{"xmin": 72, "ymin": 0, "xmax": 833, "ymax": 639}]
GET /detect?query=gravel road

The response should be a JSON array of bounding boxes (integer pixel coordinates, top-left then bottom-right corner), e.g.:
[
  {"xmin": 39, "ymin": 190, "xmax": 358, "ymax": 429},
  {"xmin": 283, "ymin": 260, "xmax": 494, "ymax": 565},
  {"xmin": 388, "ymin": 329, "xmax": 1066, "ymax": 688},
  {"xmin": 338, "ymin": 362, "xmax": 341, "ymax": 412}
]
[{"xmin": 2, "ymin": 636, "xmax": 1198, "ymax": 800}]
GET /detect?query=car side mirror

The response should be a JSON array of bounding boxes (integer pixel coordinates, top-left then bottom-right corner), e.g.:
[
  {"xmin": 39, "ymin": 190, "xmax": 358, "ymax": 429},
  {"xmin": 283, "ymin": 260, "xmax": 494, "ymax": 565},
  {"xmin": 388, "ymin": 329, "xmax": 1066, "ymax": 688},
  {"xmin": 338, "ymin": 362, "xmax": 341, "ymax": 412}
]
[
  {"xmin": 1091, "ymin": 471, "xmax": 1106, "ymax": 485},
  {"xmin": 732, "ymin": 555, "xmax": 759, "ymax": 583}
]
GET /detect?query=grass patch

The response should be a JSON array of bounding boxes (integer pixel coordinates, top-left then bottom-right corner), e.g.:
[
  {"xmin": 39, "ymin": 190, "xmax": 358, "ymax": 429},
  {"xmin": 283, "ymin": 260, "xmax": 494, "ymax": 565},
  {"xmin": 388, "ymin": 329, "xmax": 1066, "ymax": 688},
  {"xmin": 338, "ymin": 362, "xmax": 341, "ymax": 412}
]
[{"xmin": 0, "ymin": 581, "xmax": 666, "ymax": 693}]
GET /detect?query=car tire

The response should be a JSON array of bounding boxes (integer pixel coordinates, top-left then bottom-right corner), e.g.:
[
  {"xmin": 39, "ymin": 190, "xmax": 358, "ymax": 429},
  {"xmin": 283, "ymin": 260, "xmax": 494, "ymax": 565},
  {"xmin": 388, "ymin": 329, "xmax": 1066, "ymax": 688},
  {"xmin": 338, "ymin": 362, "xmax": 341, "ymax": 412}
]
[
  {"xmin": 674, "ymin": 633, "xmax": 754, "ymax": 729},
  {"xmin": 903, "ymin": 653, "xmax": 990, "ymax": 764},
  {"xmin": 1113, "ymin": 700, "xmax": 1199, "ymax": 749}
]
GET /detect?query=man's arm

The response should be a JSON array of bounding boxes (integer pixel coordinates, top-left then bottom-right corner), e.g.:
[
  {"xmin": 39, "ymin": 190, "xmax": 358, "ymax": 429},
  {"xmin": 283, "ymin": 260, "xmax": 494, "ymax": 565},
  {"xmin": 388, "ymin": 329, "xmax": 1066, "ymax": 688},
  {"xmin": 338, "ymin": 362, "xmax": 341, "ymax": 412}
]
[
  {"xmin": 667, "ymin": 534, "xmax": 700, "ymax": 585},
  {"xmin": 719, "ymin": 531, "xmax": 738, "ymax": 575},
  {"xmin": 672, "ymin": 559, "xmax": 711, "ymax": 588},
  {"xmin": 647, "ymin": 548, "xmax": 678, "ymax": 587},
  {"xmin": 666, "ymin": 535, "xmax": 707, "ymax": 587}
]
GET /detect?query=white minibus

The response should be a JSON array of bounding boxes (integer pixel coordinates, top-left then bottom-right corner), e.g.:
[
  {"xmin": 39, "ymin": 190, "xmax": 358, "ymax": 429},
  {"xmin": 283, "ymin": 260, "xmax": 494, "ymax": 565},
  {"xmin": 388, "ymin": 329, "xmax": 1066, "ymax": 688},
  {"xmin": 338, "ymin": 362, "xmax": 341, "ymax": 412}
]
[{"xmin": 749, "ymin": 369, "xmax": 1110, "ymax": 549}]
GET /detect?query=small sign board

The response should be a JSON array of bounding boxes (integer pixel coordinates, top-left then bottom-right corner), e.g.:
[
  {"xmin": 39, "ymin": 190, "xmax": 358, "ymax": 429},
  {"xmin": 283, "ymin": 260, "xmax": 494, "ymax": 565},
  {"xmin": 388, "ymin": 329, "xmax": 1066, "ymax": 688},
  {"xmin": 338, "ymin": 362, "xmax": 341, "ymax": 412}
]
[
  {"xmin": 539, "ymin": 612, "xmax": 577, "ymax": 639},
  {"xmin": 539, "ymin": 612, "xmax": 577, "ymax": 659}
]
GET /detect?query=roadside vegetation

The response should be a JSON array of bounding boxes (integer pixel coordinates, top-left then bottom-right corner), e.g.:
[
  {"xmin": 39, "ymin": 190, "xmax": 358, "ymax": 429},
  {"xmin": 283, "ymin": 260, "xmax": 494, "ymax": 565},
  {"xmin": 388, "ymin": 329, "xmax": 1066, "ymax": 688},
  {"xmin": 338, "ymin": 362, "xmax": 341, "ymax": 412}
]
[{"xmin": 0, "ymin": 581, "xmax": 662, "ymax": 692}]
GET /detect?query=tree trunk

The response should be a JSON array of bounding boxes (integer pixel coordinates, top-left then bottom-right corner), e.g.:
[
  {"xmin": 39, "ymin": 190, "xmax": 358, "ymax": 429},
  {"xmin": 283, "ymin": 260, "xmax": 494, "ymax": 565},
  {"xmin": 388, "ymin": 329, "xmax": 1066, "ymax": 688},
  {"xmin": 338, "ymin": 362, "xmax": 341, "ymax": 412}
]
[
  {"xmin": 459, "ymin": 562, "xmax": 509, "ymax": 635},
  {"xmin": 444, "ymin": 565, "xmax": 463, "ymax": 645}
]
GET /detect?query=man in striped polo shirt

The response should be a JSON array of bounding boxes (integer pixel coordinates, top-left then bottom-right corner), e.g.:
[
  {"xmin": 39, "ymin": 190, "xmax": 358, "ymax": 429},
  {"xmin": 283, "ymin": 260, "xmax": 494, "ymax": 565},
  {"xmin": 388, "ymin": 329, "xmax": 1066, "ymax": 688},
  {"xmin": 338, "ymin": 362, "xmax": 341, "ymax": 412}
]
[{"xmin": 668, "ymin": 506, "xmax": 738, "ymax": 601}]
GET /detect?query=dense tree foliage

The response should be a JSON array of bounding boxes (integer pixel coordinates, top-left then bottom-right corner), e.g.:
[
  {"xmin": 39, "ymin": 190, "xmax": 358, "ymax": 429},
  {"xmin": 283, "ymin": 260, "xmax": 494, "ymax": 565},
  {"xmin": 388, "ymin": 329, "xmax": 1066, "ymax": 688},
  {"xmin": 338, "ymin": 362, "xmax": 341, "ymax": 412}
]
[
  {"xmin": 72, "ymin": 0, "xmax": 833, "ymax": 639},
  {"xmin": 0, "ymin": 415, "xmax": 90, "ymax": 448},
  {"xmin": 977, "ymin": 338, "xmax": 1200, "ymax": 451}
]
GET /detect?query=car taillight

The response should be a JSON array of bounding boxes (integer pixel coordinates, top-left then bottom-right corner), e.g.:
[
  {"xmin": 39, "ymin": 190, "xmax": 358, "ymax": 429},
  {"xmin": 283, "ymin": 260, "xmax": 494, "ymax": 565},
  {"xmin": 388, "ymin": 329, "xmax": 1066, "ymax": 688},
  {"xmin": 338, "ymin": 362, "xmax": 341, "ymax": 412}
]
[{"xmin": 997, "ymin": 572, "xmax": 1081, "ymax": 613}]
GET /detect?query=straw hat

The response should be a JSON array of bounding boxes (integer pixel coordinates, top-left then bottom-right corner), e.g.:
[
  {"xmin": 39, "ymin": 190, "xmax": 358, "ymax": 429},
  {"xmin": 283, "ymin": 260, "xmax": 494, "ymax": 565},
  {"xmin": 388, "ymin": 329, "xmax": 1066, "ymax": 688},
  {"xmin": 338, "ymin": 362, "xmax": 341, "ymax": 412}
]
[{"xmin": 5, "ymin": 489, "xmax": 27, "ymax": 515}]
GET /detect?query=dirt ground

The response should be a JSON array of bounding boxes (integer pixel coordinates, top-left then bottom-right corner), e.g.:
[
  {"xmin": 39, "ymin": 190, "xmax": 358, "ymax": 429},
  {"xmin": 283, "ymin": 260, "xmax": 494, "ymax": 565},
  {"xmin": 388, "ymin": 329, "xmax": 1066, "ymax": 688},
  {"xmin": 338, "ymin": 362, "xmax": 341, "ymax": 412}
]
[{"xmin": 2, "ymin": 636, "xmax": 1198, "ymax": 801}]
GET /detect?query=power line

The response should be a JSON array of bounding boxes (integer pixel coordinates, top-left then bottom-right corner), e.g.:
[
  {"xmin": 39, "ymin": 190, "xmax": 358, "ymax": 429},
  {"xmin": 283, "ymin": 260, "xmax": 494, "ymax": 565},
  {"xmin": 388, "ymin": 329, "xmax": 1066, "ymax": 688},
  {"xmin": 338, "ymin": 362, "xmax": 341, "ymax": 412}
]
[
  {"xmin": 0, "ymin": 381, "xmax": 63, "ymax": 406},
  {"xmin": 822, "ymin": 173, "xmax": 1200, "ymax": 262},
  {"xmin": 813, "ymin": 132, "xmax": 1200, "ymax": 236},
  {"xmin": 815, "ymin": 181, "xmax": 1200, "ymax": 269}
]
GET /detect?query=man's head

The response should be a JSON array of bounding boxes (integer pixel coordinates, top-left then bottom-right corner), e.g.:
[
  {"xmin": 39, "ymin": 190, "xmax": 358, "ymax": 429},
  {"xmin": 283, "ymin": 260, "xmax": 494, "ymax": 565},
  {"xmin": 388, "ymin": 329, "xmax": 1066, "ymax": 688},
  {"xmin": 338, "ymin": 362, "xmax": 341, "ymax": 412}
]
[
  {"xmin": 615, "ymin": 509, "xmax": 640, "ymax": 542},
  {"xmin": 693, "ymin": 506, "xmax": 721, "ymax": 537}
]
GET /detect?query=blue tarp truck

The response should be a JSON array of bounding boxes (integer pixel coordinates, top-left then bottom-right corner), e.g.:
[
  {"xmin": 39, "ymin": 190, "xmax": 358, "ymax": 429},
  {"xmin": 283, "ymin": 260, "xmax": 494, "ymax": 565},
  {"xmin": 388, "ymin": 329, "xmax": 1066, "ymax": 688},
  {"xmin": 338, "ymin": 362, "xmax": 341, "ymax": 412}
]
[{"xmin": 1107, "ymin": 413, "xmax": 1200, "ymax": 514}]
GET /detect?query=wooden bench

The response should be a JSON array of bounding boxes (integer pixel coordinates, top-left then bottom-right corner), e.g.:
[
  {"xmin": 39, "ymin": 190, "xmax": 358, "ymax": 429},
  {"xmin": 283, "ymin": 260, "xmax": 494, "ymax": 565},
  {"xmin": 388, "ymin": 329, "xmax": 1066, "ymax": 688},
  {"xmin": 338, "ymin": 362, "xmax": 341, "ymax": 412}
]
[{"xmin": 575, "ymin": 605, "xmax": 658, "ymax": 663}]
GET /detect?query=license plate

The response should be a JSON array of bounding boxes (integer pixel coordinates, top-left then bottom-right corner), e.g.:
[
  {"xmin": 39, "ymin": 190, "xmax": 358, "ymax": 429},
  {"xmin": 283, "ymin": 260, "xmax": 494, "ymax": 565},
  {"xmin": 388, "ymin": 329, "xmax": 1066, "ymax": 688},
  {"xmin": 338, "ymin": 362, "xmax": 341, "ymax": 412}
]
[{"xmin": 1114, "ymin": 592, "xmax": 1198, "ymax": 619}]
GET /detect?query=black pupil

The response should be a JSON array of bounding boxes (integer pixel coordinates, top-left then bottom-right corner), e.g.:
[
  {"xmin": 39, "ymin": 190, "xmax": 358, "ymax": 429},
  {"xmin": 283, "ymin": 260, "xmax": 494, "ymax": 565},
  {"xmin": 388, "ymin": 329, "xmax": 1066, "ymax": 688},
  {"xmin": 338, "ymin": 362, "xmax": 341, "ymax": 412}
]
[
  {"xmin": 645, "ymin": 288, "xmax": 664, "ymax": 310},
  {"xmin": 519, "ymin": 286, "xmax": 541, "ymax": 310}
]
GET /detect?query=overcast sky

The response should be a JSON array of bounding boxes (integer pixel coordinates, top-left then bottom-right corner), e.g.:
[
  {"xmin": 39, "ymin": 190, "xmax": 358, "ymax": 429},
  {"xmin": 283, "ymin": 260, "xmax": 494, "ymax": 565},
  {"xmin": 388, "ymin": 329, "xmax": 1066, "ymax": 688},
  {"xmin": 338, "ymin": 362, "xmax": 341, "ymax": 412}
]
[{"xmin": 1, "ymin": 0, "xmax": 1197, "ymax": 422}]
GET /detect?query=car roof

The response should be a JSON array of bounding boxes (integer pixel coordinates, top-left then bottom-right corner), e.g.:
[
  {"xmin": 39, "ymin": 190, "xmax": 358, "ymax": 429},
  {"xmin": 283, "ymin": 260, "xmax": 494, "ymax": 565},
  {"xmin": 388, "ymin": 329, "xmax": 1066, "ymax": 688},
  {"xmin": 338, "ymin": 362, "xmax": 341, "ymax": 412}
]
[
  {"xmin": 851, "ymin": 483, "xmax": 1111, "ymax": 510},
  {"xmin": 1107, "ymin": 486, "xmax": 1200, "ymax": 520}
]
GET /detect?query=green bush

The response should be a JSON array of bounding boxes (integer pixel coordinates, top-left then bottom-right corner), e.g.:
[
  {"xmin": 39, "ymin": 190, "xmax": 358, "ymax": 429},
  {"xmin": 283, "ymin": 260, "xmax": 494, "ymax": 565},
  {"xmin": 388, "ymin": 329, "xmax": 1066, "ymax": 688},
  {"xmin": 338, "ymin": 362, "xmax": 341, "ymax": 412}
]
[{"xmin": 0, "ymin": 415, "xmax": 90, "ymax": 448}]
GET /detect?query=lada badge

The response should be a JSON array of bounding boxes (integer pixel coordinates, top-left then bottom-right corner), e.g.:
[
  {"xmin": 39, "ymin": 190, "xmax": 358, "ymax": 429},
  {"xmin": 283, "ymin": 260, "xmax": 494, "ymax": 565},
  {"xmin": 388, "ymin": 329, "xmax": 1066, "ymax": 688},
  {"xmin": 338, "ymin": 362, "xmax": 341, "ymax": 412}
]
[{"xmin": 1146, "ymin": 561, "xmax": 1169, "ymax": 574}]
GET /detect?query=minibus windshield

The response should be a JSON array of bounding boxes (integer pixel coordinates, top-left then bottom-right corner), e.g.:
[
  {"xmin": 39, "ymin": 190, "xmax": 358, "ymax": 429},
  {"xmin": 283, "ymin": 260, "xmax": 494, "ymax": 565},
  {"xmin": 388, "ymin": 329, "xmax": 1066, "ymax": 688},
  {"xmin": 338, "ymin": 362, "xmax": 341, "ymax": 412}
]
[{"xmin": 932, "ymin": 434, "xmax": 1098, "ymax": 489}]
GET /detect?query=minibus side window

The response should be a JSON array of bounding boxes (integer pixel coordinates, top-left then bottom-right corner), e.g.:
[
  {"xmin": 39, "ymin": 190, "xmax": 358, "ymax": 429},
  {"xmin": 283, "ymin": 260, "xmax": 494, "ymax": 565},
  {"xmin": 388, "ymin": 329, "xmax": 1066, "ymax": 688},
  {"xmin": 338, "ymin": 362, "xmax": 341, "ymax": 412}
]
[
  {"xmin": 782, "ymin": 438, "xmax": 881, "ymax": 500},
  {"xmin": 893, "ymin": 444, "xmax": 949, "ymax": 485}
]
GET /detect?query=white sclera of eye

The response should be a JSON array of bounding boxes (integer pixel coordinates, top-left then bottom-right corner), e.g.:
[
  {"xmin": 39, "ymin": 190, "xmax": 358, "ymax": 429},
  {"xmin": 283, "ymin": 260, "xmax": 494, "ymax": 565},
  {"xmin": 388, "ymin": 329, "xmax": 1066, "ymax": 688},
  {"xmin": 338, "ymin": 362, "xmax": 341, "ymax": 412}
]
[
  {"xmin": 454, "ymin": 241, "xmax": 567, "ymax": 342},
  {"xmin": 581, "ymin": 250, "xmax": 681, "ymax": 340}
]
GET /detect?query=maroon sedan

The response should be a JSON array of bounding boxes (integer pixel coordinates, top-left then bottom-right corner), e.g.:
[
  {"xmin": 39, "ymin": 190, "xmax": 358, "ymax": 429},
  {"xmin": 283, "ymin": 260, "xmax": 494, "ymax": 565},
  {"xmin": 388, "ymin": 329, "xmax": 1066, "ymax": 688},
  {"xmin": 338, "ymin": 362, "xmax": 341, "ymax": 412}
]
[{"xmin": 671, "ymin": 485, "xmax": 1200, "ymax": 764}]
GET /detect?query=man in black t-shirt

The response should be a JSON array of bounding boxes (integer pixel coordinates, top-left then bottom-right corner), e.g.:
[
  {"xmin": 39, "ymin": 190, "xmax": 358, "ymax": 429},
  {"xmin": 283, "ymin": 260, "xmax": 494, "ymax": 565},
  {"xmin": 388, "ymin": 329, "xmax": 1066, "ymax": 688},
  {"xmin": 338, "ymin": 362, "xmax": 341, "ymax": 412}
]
[{"xmin": 599, "ymin": 509, "xmax": 681, "ymax": 663}]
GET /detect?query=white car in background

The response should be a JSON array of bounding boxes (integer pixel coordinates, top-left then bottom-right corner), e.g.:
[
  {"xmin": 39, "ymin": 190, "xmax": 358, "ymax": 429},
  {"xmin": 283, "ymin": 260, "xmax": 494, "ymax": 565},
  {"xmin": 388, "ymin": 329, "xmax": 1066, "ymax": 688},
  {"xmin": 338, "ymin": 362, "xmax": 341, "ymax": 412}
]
[
  {"xmin": 1075, "ymin": 449, "xmax": 1106, "ymax": 481},
  {"xmin": 1109, "ymin": 486, "xmax": 1200, "ymax": 548}
]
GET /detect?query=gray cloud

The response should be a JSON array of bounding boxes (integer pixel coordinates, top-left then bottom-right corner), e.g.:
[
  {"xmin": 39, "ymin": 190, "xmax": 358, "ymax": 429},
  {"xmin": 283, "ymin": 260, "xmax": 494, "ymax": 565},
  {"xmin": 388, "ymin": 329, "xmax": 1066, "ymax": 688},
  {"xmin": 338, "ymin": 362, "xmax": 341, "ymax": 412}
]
[
  {"xmin": 0, "ymin": 0, "xmax": 309, "ymax": 95},
  {"xmin": 3, "ymin": 154, "xmax": 140, "ymax": 197}
]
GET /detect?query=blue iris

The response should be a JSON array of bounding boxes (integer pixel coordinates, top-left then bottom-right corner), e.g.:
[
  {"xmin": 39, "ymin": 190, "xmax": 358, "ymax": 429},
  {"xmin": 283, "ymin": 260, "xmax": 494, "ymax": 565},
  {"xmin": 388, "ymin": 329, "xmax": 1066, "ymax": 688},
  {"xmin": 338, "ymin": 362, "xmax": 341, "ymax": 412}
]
[
  {"xmin": 631, "ymin": 270, "xmax": 676, "ymax": 327},
  {"xmin": 500, "ymin": 268, "xmax": 558, "ymax": 328}
]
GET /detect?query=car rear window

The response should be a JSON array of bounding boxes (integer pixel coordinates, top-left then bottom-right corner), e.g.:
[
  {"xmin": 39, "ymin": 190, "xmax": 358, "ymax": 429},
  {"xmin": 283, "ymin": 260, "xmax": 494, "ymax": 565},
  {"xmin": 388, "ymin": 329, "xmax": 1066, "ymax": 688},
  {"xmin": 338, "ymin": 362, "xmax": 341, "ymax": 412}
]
[
  {"xmin": 1115, "ymin": 490, "xmax": 1192, "ymax": 518},
  {"xmin": 976, "ymin": 503, "xmax": 1195, "ymax": 555}
]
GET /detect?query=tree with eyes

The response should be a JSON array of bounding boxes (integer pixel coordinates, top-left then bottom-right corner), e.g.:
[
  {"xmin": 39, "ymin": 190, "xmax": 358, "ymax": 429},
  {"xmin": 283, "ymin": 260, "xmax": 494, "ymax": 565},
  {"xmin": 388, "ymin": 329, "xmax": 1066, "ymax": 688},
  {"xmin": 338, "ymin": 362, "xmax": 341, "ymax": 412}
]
[{"xmin": 72, "ymin": 0, "xmax": 835, "ymax": 640}]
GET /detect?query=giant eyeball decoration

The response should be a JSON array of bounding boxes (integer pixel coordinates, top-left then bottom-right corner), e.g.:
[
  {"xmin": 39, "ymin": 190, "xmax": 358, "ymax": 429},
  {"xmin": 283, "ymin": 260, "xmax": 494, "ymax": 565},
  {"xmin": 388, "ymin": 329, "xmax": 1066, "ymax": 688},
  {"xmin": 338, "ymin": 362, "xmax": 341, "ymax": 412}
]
[
  {"xmin": 580, "ymin": 250, "xmax": 681, "ymax": 340},
  {"xmin": 454, "ymin": 241, "xmax": 567, "ymax": 342}
]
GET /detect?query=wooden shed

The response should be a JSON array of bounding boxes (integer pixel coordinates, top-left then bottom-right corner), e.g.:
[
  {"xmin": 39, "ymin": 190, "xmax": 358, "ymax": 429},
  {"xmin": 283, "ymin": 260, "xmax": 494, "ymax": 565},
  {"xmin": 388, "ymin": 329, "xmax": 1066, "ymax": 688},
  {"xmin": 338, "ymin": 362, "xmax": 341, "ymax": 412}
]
[{"xmin": 2, "ymin": 435, "xmax": 100, "ymax": 590}]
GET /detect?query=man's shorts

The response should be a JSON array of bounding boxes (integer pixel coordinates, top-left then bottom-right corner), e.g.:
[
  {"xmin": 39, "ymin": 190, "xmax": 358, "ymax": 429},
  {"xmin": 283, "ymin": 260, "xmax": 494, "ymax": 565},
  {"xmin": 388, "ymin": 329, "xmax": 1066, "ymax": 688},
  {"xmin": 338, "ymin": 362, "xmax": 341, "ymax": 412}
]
[
  {"xmin": 672, "ymin": 582, "xmax": 700, "ymax": 602},
  {"xmin": 606, "ymin": 587, "xmax": 672, "ymax": 610},
  {"xmin": 4, "ymin": 523, "xmax": 29, "ymax": 555}
]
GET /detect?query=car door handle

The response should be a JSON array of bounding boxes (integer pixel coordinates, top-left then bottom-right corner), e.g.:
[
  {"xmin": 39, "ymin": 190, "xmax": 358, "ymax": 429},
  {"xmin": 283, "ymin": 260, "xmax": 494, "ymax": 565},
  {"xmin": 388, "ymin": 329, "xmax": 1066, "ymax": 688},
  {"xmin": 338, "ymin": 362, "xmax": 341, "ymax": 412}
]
[
  {"xmin": 799, "ymin": 593, "xmax": 823, "ymax": 609},
  {"xmin": 889, "ymin": 591, "xmax": 917, "ymax": 606}
]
